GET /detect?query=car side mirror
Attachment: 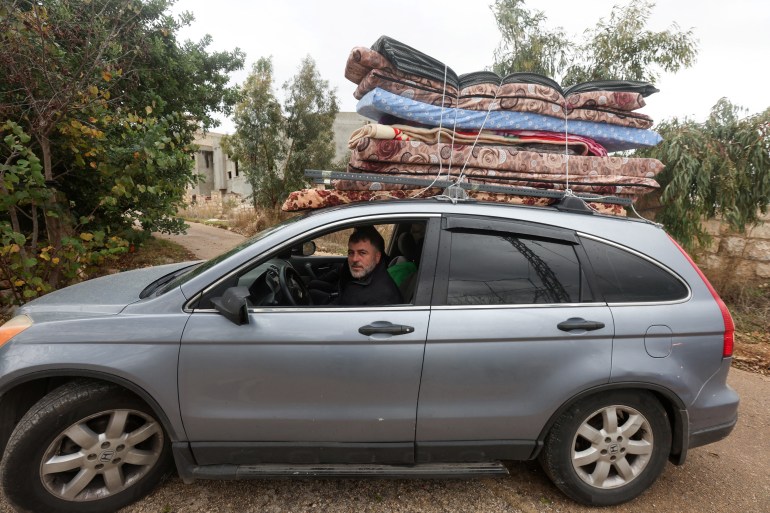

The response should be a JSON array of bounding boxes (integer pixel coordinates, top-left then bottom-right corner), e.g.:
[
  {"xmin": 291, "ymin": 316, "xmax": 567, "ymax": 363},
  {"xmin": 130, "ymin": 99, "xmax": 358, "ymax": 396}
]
[
  {"xmin": 292, "ymin": 241, "xmax": 316, "ymax": 257},
  {"xmin": 211, "ymin": 286, "xmax": 250, "ymax": 325},
  {"xmin": 302, "ymin": 241, "xmax": 316, "ymax": 256}
]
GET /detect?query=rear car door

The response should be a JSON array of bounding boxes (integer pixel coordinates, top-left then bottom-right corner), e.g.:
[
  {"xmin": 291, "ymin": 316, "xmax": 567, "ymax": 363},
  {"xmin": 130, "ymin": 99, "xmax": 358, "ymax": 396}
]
[{"xmin": 415, "ymin": 215, "xmax": 615, "ymax": 462}]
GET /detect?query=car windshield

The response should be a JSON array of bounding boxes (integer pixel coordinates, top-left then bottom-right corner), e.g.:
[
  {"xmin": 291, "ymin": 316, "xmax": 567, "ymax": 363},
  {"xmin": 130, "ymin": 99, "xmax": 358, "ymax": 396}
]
[{"xmin": 155, "ymin": 215, "xmax": 305, "ymax": 295}]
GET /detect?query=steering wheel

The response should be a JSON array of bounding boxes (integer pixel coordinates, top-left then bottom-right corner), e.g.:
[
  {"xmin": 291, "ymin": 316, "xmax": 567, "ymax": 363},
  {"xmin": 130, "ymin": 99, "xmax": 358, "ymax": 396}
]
[{"xmin": 279, "ymin": 265, "xmax": 312, "ymax": 306}]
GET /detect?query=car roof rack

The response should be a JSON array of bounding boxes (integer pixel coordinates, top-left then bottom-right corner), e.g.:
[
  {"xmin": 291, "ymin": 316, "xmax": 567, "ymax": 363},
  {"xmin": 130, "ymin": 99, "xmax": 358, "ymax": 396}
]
[{"xmin": 305, "ymin": 169, "xmax": 632, "ymax": 215}]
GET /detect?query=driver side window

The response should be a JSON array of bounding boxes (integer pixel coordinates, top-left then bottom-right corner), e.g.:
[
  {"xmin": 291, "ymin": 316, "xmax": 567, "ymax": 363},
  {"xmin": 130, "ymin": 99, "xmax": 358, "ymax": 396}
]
[{"xmin": 200, "ymin": 221, "xmax": 426, "ymax": 310}]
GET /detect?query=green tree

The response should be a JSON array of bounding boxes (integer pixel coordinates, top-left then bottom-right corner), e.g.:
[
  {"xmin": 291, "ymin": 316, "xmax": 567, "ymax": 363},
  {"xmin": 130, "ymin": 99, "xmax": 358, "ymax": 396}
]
[
  {"xmin": 282, "ymin": 57, "xmax": 340, "ymax": 194},
  {"xmin": 636, "ymin": 100, "xmax": 770, "ymax": 251},
  {"xmin": 0, "ymin": 0, "xmax": 243, "ymax": 302},
  {"xmin": 492, "ymin": 0, "xmax": 697, "ymax": 86},
  {"xmin": 226, "ymin": 56, "xmax": 339, "ymax": 209},
  {"xmin": 222, "ymin": 58, "xmax": 286, "ymax": 209},
  {"xmin": 491, "ymin": 0, "xmax": 569, "ymax": 79}
]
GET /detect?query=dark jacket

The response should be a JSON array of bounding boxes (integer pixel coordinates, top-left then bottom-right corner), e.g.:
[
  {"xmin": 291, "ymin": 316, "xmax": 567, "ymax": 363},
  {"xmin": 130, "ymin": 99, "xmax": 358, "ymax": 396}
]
[{"xmin": 336, "ymin": 260, "xmax": 402, "ymax": 306}]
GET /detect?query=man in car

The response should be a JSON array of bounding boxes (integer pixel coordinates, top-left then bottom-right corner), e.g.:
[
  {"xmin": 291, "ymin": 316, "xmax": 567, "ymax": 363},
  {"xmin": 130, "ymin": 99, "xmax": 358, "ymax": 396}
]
[
  {"xmin": 310, "ymin": 226, "xmax": 402, "ymax": 306},
  {"xmin": 338, "ymin": 226, "xmax": 402, "ymax": 306}
]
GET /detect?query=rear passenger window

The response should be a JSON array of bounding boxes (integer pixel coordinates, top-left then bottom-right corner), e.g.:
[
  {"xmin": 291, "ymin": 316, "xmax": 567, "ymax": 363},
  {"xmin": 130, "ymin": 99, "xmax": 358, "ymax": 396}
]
[
  {"xmin": 447, "ymin": 231, "xmax": 583, "ymax": 305},
  {"xmin": 581, "ymin": 237, "xmax": 688, "ymax": 303}
]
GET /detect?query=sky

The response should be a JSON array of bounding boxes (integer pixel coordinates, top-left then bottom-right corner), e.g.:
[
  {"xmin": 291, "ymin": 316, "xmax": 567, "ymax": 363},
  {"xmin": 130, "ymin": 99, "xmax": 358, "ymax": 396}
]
[{"xmin": 170, "ymin": 0, "xmax": 769, "ymax": 134}]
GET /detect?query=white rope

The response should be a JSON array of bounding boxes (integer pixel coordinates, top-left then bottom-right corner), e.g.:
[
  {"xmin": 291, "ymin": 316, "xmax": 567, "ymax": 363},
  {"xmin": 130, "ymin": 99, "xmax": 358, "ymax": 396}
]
[
  {"xmin": 628, "ymin": 201, "xmax": 663, "ymax": 226},
  {"xmin": 563, "ymin": 101, "xmax": 574, "ymax": 197},
  {"xmin": 409, "ymin": 63, "xmax": 458, "ymax": 198}
]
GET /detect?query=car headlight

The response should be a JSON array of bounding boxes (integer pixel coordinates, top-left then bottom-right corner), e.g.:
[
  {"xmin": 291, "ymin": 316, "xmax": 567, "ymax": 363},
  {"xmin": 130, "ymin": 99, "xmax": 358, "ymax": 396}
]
[{"xmin": 0, "ymin": 315, "xmax": 32, "ymax": 348}]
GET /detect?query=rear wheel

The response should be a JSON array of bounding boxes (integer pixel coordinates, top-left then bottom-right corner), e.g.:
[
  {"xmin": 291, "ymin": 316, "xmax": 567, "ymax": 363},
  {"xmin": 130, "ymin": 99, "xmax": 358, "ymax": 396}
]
[
  {"xmin": 539, "ymin": 391, "xmax": 671, "ymax": 506},
  {"xmin": 0, "ymin": 380, "xmax": 170, "ymax": 513}
]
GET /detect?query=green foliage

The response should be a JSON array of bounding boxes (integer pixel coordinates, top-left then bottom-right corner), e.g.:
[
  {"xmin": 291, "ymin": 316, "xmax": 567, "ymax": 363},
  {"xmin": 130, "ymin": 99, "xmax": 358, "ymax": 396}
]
[
  {"xmin": 0, "ymin": 123, "xmax": 129, "ymax": 306},
  {"xmin": 225, "ymin": 56, "xmax": 339, "ymax": 209},
  {"xmin": 491, "ymin": 0, "xmax": 569, "ymax": 78},
  {"xmin": 491, "ymin": 0, "xmax": 697, "ymax": 86},
  {"xmin": 0, "ymin": 230, "xmax": 129, "ymax": 305},
  {"xmin": 282, "ymin": 57, "xmax": 340, "ymax": 194},
  {"xmin": 222, "ymin": 58, "xmax": 287, "ymax": 209},
  {"xmin": 562, "ymin": 1, "xmax": 697, "ymax": 85},
  {"xmin": 0, "ymin": 121, "xmax": 49, "ymax": 232},
  {"xmin": 637, "ymin": 100, "xmax": 770, "ymax": 251},
  {"xmin": 0, "ymin": 0, "xmax": 243, "ymax": 304},
  {"xmin": 126, "ymin": 14, "xmax": 245, "ymax": 131}
]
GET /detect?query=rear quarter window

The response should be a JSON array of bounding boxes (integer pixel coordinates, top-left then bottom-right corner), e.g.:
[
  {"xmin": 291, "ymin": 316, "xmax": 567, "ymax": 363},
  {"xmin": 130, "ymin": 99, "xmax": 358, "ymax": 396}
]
[{"xmin": 581, "ymin": 236, "xmax": 689, "ymax": 303}]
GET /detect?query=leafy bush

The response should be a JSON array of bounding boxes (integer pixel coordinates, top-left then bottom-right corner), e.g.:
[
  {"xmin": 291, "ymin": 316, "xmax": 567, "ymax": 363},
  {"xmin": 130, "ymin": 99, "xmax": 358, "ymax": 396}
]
[{"xmin": 0, "ymin": 123, "xmax": 129, "ymax": 310}]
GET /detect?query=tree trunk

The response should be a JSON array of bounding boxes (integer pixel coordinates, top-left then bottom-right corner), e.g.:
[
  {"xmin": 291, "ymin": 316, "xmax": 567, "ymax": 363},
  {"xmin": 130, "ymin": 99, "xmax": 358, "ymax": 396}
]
[
  {"xmin": 39, "ymin": 132, "xmax": 64, "ymax": 287},
  {"xmin": 41, "ymin": 133, "xmax": 53, "ymax": 182}
]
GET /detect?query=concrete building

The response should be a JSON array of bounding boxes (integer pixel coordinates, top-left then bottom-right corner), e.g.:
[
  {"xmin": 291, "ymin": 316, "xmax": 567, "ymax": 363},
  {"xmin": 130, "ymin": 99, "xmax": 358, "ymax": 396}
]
[
  {"xmin": 189, "ymin": 112, "xmax": 370, "ymax": 202},
  {"xmin": 331, "ymin": 112, "xmax": 371, "ymax": 163}
]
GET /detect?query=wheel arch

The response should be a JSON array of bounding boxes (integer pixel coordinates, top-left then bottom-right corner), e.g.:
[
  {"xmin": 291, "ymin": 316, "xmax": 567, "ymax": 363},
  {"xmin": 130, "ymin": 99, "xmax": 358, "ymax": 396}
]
[
  {"xmin": 534, "ymin": 382, "xmax": 689, "ymax": 465},
  {"xmin": 0, "ymin": 370, "xmax": 182, "ymax": 463}
]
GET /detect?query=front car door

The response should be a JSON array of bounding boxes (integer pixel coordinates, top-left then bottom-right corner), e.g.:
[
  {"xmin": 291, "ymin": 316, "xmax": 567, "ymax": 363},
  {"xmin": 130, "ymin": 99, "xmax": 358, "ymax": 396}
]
[
  {"xmin": 416, "ymin": 215, "xmax": 615, "ymax": 462},
  {"xmin": 178, "ymin": 215, "xmax": 440, "ymax": 465}
]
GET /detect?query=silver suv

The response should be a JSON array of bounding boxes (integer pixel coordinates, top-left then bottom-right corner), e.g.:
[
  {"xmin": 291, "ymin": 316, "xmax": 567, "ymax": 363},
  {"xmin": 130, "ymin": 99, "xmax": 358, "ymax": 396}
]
[{"xmin": 0, "ymin": 199, "xmax": 738, "ymax": 512}]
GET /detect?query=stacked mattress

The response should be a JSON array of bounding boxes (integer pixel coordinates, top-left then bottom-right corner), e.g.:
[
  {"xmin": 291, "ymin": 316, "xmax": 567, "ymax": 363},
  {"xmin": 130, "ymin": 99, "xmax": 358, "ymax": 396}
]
[{"xmin": 282, "ymin": 36, "xmax": 665, "ymax": 214}]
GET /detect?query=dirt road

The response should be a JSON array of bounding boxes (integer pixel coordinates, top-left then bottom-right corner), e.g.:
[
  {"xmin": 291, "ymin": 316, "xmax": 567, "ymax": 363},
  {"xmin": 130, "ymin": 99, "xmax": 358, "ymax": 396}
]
[
  {"xmin": 154, "ymin": 221, "xmax": 247, "ymax": 260},
  {"xmin": 2, "ymin": 222, "xmax": 767, "ymax": 512}
]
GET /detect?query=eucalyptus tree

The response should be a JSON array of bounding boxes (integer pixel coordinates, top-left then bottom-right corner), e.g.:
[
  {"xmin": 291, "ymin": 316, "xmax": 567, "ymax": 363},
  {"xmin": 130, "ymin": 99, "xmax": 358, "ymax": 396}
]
[
  {"xmin": 226, "ymin": 56, "xmax": 339, "ymax": 209},
  {"xmin": 637, "ymin": 100, "xmax": 770, "ymax": 251},
  {"xmin": 491, "ymin": 0, "xmax": 697, "ymax": 86}
]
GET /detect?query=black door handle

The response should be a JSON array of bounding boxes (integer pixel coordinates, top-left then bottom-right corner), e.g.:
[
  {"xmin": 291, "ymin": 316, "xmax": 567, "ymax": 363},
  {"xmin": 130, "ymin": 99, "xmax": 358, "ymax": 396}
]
[
  {"xmin": 359, "ymin": 321, "xmax": 415, "ymax": 336},
  {"xmin": 557, "ymin": 318, "xmax": 606, "ymax": 332}
]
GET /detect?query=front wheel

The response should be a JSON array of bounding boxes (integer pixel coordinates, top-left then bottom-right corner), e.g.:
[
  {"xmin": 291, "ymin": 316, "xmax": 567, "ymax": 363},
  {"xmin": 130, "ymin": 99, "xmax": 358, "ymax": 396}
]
[
  {"xmin": 539, "ymin": 391, "xmax": 671, "ymax": 506},
  {"xmin": 0, "ymin": 380, "xmax": 170, "ymax": 513}
]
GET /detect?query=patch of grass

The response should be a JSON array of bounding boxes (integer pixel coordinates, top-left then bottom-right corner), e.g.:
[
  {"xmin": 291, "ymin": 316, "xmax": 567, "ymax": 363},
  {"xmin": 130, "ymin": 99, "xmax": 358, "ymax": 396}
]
[
  {"xmin": 723, "ymin": 282, "xmax": 770, "ymax": 375},
  {"xmin": 77, "ymin": 237, "xmax": 195, "ymax": 282},
  {"xmin": 110, "ymin": 237, "xmax": 197, "ymax": 273},
  {"xmin": 0, "ymin": 238, "xmax": 195, "ymax": 322}
]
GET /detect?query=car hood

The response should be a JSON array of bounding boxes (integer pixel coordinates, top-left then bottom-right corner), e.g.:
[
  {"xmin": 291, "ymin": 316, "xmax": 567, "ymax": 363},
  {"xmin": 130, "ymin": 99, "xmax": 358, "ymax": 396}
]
[{"xmin": 17, "ymin": 262, "xmax": 198, "ymax": 322}]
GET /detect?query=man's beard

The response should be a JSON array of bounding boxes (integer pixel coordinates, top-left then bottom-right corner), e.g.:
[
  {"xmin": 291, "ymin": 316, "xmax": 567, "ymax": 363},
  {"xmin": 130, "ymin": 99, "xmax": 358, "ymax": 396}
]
[{"xmin": 350, "ymin": 259, "xmax": 377, "ymax": 279}]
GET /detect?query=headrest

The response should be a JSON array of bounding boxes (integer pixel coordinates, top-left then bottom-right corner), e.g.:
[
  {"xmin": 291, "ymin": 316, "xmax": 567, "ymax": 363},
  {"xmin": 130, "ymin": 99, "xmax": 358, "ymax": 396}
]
[{"xmin": 397, "ymin": 232, "xmax": 418, "ymax": 261}]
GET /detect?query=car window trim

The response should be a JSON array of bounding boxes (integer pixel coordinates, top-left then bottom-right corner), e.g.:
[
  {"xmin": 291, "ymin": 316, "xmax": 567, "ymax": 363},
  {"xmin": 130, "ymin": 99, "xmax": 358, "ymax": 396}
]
[
  {"xmin": 444, "ymin": 215, "xmax": 578, "ymax": 244},
  {"xmin": 432, "ymin": 303, "xmax": 609, "ymax": 311}
]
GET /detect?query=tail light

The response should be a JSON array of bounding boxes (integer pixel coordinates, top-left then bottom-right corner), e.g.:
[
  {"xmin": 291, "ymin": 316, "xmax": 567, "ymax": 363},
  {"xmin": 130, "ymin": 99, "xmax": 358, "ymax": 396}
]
[{"xmin": 669, "ymin": 235, "xmax": 734, "ymax": 357}]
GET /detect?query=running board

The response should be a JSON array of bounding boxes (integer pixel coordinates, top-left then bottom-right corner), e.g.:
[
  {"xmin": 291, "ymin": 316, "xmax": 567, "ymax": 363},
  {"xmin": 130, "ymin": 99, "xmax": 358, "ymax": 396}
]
[{"xmin": 188, "ymin": 462, "xmax": 509, "ymax": 480}]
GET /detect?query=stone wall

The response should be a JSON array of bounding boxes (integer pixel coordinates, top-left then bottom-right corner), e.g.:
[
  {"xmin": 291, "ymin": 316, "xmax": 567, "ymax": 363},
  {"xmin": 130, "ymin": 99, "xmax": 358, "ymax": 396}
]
[{"xmin": 697, "ymin": 210, "xmax": 770, "ymax": 286}]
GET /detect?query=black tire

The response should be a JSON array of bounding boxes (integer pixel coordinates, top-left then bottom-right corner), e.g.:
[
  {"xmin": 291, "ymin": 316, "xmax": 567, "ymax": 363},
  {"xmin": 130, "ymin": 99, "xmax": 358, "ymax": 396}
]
[
  {"xmin": 0, "ymin": 379, "xmax": 170, "ymax": 513},
  {"xmin": 539, "ymin": 390, "xmax": 671, "ymax": 506}
]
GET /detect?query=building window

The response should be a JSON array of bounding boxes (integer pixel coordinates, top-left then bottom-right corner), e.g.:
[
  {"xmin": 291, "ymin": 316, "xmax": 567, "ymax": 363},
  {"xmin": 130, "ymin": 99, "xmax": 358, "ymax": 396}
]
[
  {"xmin": 235, "ymin": 160, "xmax": 239, "ymax": 177},
  {"xmin": 202, "ymin": 150, "xmax": 213, "ymax": 169}
]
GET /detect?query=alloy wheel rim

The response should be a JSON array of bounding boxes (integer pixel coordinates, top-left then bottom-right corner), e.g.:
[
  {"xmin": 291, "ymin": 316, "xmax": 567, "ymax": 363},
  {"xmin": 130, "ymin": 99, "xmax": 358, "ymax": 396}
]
[
  {"xmin": 39, "ymin": 409, "xmax": 163, "ymax": 501},
  {"xmin": 571, "ymin": 404, "xmax": 654, "ymax": 489}
]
